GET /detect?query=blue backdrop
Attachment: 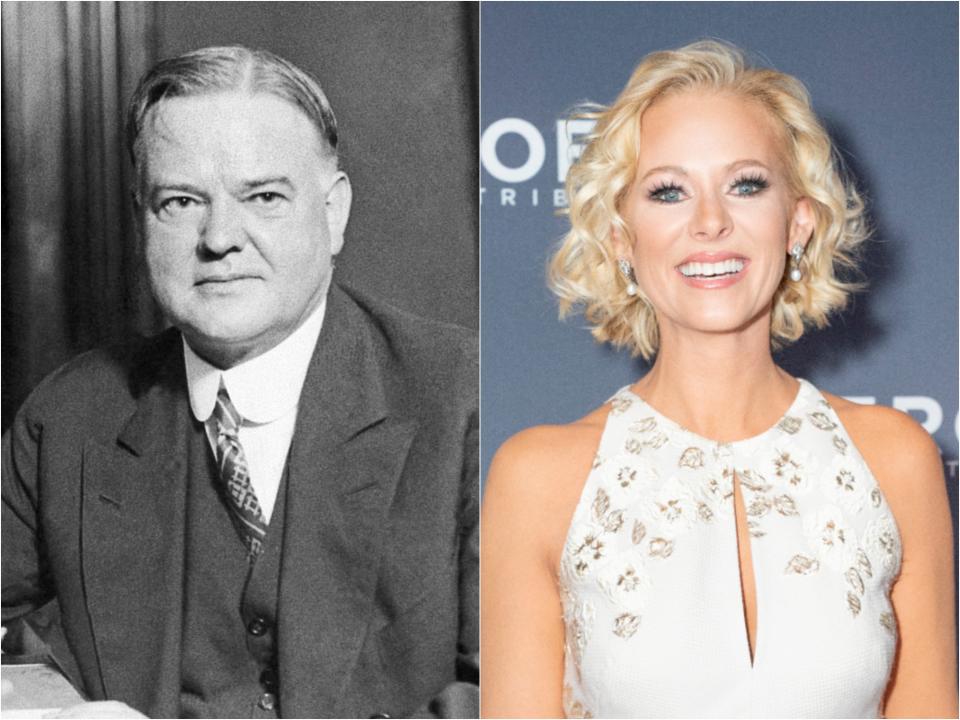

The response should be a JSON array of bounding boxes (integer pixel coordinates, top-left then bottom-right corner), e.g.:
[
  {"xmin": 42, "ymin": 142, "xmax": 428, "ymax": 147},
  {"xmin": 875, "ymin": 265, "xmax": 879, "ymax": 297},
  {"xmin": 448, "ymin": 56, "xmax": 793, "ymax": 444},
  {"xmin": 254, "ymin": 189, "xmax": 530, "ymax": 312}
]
[{"xmin": 479, "ymin": 0, "xmax": 959, "ymax": 541}]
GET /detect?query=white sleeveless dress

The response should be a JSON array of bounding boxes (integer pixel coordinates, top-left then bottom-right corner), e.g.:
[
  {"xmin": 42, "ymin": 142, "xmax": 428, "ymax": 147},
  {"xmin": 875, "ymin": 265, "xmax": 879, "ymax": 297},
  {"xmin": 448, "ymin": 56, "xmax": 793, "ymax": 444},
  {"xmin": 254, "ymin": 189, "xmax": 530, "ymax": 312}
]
[{"xmin": 559, "ymin": 380, "xmax": 901, "ymax": 718}]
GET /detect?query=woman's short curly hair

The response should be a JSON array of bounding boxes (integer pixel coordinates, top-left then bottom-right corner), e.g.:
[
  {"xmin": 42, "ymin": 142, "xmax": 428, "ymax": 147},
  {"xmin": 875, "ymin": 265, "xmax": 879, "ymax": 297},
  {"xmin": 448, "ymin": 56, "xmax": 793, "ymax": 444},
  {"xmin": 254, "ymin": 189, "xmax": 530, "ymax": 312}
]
[{"xmin": 547, "ymin": 40, "xmax": 869, "ymax": 360}]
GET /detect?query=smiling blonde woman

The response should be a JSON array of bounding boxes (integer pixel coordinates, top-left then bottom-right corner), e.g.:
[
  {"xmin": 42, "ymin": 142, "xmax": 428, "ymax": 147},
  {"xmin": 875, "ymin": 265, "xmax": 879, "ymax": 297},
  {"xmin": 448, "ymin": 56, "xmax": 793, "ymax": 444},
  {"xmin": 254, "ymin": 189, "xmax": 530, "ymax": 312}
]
[{"xmin": 481, "ymin": 41, "xmax": 956, "ymax": 719}]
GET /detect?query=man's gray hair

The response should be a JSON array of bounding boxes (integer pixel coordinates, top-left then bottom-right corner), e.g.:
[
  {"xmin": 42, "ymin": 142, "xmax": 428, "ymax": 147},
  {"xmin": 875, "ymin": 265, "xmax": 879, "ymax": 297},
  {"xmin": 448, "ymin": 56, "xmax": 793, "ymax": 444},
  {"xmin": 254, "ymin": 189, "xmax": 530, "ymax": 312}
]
[{"xmin": 125, "ymin": 45, "xmax": 339, "ymax": 169}]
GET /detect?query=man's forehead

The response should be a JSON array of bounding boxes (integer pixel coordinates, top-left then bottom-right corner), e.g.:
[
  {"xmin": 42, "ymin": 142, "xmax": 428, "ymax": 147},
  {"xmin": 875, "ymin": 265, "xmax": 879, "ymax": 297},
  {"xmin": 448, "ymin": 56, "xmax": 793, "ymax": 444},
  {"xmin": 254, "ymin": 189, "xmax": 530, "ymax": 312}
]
[{"xmin": 140, "ymin": 91, "xmax": 331, "ymax": 162}]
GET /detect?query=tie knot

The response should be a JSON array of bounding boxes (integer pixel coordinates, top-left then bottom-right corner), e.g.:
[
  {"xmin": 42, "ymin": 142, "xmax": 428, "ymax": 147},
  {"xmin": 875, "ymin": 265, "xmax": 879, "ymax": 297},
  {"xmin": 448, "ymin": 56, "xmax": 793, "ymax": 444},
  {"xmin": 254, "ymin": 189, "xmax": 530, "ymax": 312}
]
[{"xmin": 212, "ymin": 386, "xmax": 243, "ymax": 436}]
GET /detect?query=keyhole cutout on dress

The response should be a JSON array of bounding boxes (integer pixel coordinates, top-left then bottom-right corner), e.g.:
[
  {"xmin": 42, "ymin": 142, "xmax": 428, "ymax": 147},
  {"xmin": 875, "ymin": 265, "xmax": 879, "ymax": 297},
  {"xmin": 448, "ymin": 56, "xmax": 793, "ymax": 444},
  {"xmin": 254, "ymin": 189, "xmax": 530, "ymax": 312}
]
[{"xmin": 732, "ymin": 472, "xmax": 758, "ymax": 666}]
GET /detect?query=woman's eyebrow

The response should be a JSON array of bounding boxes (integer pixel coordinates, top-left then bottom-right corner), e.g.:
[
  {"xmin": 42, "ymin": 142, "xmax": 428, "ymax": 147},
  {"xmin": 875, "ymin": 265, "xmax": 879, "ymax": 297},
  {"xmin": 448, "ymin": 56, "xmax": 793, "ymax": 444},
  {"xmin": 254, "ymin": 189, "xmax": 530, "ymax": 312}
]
[
  {"xmin": 638, "ymin": 165, "xmax": 688, "ymax": 182},
  {"xmin": 726, "ymin": 159, "xmax": 770, "ymax": 172}
]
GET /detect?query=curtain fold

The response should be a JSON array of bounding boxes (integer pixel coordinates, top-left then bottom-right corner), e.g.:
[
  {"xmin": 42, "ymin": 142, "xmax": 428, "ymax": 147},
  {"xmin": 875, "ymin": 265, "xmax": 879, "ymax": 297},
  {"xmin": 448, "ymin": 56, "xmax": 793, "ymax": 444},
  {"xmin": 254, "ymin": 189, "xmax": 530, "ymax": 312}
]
[{"xmin": 2, "ymin": 2, "xmax": 160, "ymax": 428}]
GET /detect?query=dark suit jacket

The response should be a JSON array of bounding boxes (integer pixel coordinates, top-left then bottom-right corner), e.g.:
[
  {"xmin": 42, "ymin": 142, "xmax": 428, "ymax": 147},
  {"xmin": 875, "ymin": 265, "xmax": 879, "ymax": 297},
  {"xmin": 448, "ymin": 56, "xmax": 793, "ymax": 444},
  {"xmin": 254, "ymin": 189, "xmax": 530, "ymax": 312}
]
[{"xmin": 2, "ymin": 283, "xmax": 479, "ymax": 719}]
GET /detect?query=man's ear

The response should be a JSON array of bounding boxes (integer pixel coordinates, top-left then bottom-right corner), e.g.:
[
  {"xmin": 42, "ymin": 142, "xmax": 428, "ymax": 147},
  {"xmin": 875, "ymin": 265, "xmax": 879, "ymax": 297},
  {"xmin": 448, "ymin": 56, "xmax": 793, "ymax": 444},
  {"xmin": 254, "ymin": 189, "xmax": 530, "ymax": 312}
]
[
  {"xmin": 131, "ymin": 187, "xmax": 145, "ymax": 248},
  {"xmin": 325, "ymin": 171, "xmax": 352, "ymax": 257},
  {"xmin": 789, "ymin": 197, "xmax": 815, "ymax": 252}
]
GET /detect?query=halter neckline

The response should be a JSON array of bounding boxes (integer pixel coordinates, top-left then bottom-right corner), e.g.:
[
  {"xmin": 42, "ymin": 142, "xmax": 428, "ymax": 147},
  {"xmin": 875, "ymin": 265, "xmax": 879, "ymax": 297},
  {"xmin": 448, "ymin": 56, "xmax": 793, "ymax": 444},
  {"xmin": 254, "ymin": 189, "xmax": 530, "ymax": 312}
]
[{"xmin": 617, "ymin": 377, "xmax": 812, "ymax": 451}]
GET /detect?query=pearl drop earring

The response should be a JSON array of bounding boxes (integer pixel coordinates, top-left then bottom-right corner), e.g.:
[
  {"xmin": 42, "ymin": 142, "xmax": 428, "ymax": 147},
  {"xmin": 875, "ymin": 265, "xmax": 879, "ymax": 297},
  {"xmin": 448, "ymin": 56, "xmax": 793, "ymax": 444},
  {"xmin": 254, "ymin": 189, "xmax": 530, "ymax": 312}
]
[
  {"xmin": 617, "ymin": 259, "xmax": 638, "ymax": 296},
  {"xmin": 789, "ymin": 243, "xmax": 805, "ymax": 282}
]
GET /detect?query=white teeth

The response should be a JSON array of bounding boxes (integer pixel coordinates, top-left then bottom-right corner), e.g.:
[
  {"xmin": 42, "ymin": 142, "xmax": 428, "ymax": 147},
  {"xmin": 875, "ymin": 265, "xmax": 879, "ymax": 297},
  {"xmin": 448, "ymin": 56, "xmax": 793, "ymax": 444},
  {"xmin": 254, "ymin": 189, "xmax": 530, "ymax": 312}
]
[{"xmin": 678, "ymin": 259, "xmax": 745, "ymax": 277}]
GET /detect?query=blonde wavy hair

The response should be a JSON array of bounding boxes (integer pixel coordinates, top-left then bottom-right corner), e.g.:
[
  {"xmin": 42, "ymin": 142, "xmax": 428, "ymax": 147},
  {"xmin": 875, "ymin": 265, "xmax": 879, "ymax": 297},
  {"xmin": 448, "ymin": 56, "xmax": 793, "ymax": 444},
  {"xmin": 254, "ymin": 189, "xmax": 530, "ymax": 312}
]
[{"xmin": 548, "ymin": 40, "xmax": 869, "ymax": 360}]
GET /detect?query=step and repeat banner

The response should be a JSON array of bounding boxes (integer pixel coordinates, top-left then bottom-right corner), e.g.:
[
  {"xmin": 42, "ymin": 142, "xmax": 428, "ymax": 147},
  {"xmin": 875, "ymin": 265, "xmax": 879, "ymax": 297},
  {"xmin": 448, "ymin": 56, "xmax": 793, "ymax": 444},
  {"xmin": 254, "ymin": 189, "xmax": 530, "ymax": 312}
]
[{"xmin": 480, "ymin": 1, "xmax": 958, "ymax": 522}]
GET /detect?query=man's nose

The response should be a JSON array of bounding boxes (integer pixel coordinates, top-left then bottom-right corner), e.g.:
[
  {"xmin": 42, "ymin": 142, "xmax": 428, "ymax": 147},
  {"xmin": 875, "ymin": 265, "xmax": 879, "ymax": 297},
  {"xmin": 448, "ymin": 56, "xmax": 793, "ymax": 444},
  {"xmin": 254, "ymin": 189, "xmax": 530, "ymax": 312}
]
[
  {"xmin": 198, "ymin": 201, "xmax": 248, "ymax": 256},
  {"xmin": 689, "ymin": 191, "xmax": 733, "ymax": 241}
]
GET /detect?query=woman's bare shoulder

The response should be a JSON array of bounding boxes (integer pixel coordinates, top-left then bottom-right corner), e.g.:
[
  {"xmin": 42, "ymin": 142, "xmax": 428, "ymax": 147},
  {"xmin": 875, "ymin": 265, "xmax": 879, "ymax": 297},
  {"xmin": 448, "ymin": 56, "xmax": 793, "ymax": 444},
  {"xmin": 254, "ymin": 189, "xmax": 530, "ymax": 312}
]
[
  {"xmin": 484, "ymin": 404, "xmax": 613, "ymax": 565},
  {"xmin": 824, "ymin": 391, "xmax": 944, "ymax": 514},
  {"xmin": 488, "ymin": 405, "xmax": 609, "ymax": 490}
]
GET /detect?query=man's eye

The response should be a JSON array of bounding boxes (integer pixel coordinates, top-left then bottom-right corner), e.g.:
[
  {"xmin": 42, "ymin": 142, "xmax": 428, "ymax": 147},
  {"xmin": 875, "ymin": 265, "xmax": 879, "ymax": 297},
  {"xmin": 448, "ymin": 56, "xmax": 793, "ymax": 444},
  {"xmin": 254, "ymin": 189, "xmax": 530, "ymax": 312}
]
[
  {"xmin": 250, "ymin": 192, "xmax": 283, "ymax": 205},
  {"xmin": 159, "ymin": 196, "xmax": 200, "ymax": 214}
]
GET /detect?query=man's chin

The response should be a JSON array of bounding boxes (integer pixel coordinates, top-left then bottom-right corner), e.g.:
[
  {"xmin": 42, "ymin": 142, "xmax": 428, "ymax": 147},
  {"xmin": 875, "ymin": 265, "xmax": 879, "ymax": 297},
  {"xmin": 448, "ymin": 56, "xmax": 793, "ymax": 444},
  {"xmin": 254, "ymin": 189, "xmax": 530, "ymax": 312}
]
[{"xmin": 178, "ymin": 320, "xmax": 273, "ymax": 368}]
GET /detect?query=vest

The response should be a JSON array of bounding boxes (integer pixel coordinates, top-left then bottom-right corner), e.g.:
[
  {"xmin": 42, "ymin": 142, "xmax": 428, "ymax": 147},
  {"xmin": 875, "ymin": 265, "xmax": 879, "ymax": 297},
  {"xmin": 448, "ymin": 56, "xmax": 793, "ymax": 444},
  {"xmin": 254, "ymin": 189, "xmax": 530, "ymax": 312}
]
[{"xmin": 179, "ymin": 418, "xmax": 287, "ymax": 718}]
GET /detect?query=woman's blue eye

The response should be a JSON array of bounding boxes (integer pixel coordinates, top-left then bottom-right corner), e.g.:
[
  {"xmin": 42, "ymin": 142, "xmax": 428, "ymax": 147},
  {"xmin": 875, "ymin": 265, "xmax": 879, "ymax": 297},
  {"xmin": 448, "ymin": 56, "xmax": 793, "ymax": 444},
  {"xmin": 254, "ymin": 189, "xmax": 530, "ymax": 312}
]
[
  {"xmin": 649, "ymin": 185, "xmax": 684, "ymax": 203},
  {"xmin": 731, "ymin": 176, "xmax": 769, "ymax": 196}
]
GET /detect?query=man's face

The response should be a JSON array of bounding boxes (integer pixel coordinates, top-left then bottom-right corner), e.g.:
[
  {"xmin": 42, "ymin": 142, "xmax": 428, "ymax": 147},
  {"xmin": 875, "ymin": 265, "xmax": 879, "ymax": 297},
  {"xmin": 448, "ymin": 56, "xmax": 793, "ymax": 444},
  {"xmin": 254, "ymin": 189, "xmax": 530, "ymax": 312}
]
[{"xmin": 137, "ymin": 91, "xmax": 351, "ymax": 368}]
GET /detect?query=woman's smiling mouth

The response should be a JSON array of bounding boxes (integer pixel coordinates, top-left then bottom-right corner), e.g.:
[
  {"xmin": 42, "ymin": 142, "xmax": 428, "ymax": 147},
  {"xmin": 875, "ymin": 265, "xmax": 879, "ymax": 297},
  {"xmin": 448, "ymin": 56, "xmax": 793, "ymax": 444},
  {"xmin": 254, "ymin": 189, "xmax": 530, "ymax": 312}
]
[{"xmin": 675, "ymin": 253, "xmax": 750, "ymax": 288}]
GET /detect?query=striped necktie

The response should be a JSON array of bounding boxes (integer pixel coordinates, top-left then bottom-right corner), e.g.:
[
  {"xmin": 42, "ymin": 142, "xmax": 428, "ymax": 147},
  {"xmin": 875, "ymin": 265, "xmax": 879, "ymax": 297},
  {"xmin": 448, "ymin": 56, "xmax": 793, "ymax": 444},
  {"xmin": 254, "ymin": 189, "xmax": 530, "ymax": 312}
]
[{"xmin": 208, "ymin": 385, "xmax": 267, "ymax": 561}]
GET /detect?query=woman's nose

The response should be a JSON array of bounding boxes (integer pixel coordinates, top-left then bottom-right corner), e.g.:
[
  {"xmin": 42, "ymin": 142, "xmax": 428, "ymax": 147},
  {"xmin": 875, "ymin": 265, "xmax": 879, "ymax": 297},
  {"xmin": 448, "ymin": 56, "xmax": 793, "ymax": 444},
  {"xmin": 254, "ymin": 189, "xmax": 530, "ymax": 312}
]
[{"xmin": 689, "ymin": 192, "xmax": 732, "ymax": 241}]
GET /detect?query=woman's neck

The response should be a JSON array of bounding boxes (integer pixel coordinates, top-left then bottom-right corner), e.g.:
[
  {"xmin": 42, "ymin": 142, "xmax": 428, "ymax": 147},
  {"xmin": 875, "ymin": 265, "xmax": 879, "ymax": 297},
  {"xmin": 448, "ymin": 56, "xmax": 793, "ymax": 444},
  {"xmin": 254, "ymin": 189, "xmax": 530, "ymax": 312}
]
[{"xmin": 633, "ymin": 317, "xmax": 798, "ymax": 443}]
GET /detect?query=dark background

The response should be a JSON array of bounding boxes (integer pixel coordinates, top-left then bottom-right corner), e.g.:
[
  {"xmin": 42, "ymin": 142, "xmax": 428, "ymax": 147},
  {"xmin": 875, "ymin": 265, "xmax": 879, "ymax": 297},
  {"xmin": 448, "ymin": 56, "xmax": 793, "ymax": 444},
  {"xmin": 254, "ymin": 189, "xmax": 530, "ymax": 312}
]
[{"xmin": 2, "ymin": 1, "xmax": 479, "ymax": 429}]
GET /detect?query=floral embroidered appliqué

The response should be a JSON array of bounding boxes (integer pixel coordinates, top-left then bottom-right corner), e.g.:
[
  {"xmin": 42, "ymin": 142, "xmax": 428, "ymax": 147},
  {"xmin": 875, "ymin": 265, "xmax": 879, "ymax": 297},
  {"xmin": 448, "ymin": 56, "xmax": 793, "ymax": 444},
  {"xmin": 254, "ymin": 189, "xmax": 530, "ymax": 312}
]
[
  {"xmin": 609, "ymin": 395, "xmax": 633, "ymax": 415},
  {"xmin": 808, "ymin": 411, "xmax": 838, "ymax": 431},
  {"xmin": 631, "ymin": 417, "xmax": 657, "ymax": 434},
  {"xmin": 613, "ymin": 613, "xmax": 641, "ymax": 638},
  {"xmin": 768, "ymin": 440, "xmax": 817, "ymax": 495},
  {"xmin": 678, "ymin": 447, "xmax": 705, "ymax": 469},
  {"xmin": 597, "ymin": 560, "xmax": 650, "ymax": 615},
  {"xmin": 561, "ymin": 588, "xmax": 595, "ymax": 680},
  {"xmin": 563, "ymin": 683, "xmax": 594, "ymax": 718},
  {"xmin": 638, "ymin": 476, "xmax": 697, "ymax": 539},
  {"xmin": 785, "ymin": 554, "xmax": 820, "ymax": 574},
  {"xmin": 879, "ymin": 611, "xmax": 896, "ymax": 636},
  {"xmin": 631, "ymin": 520, "xmax": 646, "ymax": 545},
  {"xmin": 822, "ymin": 456, "xmax": 867, "ymax": 513},
  {"xmin": 566, "ymin": 522, "xmax": 607, "ymax": 579},
  {"xmin": 863, "ymin": 514, "xmax": 901, "ymax": 577},
  {"xmin": 778, "ymin": 416, "xmax": 803, "ymax": 434},
  {"xmin": 648, "ymin": 537, "xmax": 674, "ymax": 558},
  {"xmin": 803, "ymin": 504, "xmax": 854, "ymax": 570}
]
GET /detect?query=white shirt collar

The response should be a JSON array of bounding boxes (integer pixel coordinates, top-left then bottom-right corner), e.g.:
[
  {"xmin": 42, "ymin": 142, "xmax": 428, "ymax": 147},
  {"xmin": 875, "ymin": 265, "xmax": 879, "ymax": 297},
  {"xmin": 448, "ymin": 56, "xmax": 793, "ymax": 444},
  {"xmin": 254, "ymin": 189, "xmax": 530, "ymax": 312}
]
[{"xmin": 183, "ymin": 297, "xmax": 327, "ymax": 424}]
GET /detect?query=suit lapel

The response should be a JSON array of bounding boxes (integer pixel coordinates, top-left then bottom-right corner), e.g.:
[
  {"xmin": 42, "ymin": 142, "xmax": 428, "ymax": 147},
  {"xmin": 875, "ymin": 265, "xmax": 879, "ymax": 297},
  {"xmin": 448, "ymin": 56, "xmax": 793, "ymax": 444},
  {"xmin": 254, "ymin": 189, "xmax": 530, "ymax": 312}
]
[
  {"xmin": 278, "ymin": 285, "xmax": 418, "ymax": 717},
  {"xmin": 80, "ymin": 333, "xmax": 189, "ymax": 717}
]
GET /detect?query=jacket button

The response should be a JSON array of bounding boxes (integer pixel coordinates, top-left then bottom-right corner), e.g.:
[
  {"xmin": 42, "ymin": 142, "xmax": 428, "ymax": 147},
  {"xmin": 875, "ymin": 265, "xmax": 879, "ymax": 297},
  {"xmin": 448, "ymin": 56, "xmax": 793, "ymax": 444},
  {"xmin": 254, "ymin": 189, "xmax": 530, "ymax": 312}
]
[
  {"xmin": 260, "ymin": 668, "xmax": 278, "ymax": 691},
  {"xmin": 247, "ymin": 617, "xmax": 268, "ymax": 636},
  {"xmin": 258, "ymin": 692, "xmax": 277, "ymax": 711}
]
